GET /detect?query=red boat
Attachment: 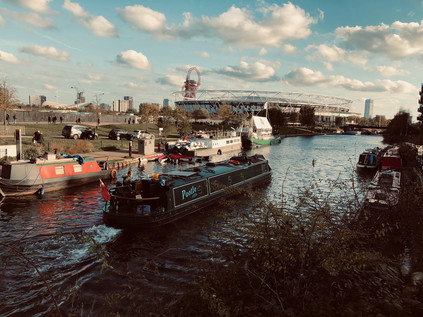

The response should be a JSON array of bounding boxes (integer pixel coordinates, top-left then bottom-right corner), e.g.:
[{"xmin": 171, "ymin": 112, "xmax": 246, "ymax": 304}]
[
  {"xmin": 0, "ymin": 153, "xmax": 115, "ymax": 197},
  {"xmin": 380, "ymin": 146, "xmax": 402, "ymax": 171}
]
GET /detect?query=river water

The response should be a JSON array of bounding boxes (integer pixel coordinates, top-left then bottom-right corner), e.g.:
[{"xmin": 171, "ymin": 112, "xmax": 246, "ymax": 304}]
[{"xmin": 0, "ymin": 135, "xmax": 383, "ymax": 316}]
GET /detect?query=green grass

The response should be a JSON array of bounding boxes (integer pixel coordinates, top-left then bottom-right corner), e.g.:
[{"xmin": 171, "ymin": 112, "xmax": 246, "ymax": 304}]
[{"xmin": 1, "ymin": 122, "xmax": 316, "ymax": 154}]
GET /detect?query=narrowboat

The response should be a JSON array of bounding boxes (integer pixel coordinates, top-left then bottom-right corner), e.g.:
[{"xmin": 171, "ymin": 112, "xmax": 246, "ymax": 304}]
[
  {"xmin": 380, "ymin": 146, "xmax": 402, "ymax": 171},
  {"xmin": 363, "ymin": 169, "xmax": 401, "ymax": 211},
  {"xmin": 103, "ymin": 153, "xmax": 271, "ymax": 228},
  {"xmin": 356, "ymin": 147, "xmax": 382, "ymax": 173},
  {"xmin": 0, "ymin": 153, "xmax": 114, "ymax": 197}
]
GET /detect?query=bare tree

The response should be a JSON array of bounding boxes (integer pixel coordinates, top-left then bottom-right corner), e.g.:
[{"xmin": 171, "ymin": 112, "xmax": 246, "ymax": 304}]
[{"xmin": 0, "ymin": 79, "xmax": 19, "ymax": 126}]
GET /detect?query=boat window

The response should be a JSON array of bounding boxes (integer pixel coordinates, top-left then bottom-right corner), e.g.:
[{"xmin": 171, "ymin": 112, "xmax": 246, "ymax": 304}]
[
  {"xmin": 73, "ymin": 164, "xmax": 83, "ymax": 173},
  {"xmin": 55, "ymin": 166, "xmax": 65, "ymax": 175}
]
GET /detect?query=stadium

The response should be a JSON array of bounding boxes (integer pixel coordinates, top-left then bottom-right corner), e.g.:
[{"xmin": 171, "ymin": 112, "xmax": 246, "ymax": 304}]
[
  {"xmin": 173, "ymin": 89, "xmax": 354, "ymax": 125},
  {"xmin": 173, "ymin": 67, "xmax": 355, "ymax": 126}
]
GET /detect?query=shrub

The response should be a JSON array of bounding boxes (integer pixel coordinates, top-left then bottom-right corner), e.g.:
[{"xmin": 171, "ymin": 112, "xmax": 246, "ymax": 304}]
[
  {"xmin": 66, "ymin": 140, "xmax": 93, "ymax": 154},
  {"xmin": 23, "ymin": 144, "xmax": 44, "ymax": 159},
  {"xmin": 0, "ymin": 156, "xmax": 15, "ymax": 165}
]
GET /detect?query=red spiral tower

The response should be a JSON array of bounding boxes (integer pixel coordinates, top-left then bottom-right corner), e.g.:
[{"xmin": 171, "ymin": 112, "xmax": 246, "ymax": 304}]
[{"xmin": 182, "ymin": 67, "xmax": 201, "ymax": 99}]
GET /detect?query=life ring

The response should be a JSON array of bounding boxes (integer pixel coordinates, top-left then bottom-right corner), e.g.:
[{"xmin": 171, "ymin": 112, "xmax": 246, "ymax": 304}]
[{"xmin": 110, "ymin": 169, "xmax": 118, "ymax": 179}]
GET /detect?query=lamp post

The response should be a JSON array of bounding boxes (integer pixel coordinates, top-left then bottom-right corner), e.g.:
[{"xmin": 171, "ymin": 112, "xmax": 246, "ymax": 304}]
[
  {"xmin": 95, "ymin": 92, "xmax": 104, "ymax": 106},
  {"xmin": 71, "ymin": 86, "xmax": 79, "ymax": 122}
]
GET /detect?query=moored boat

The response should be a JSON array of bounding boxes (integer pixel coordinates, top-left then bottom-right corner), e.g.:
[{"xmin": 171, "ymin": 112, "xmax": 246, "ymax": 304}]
[
  {"xmin": 380, "ymin": 146, "xmax": 402, "ymax": 171},
  {"xmin": 356, "ymin": 147, "xmax": 382, "ymax": 173},
  {"xmin": 103, "ymin": 153, "xmax": 271, "ymax": 228},
  {"xmin": 0, "ymin": 152, "xmax": 114, "ymax": 197},
  {"xmin": 363, "ymin": 169, "xmax": 401, "ymax": 211},
  {"xmin": 239, "ymin": 116, "xmax": 281, "ymax": 148}
]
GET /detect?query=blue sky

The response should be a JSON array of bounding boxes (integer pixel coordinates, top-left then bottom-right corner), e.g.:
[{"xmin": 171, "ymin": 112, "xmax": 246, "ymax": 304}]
[{"xmin": 1, "ymin": 0, "xmax": 423, "ymax": 119}]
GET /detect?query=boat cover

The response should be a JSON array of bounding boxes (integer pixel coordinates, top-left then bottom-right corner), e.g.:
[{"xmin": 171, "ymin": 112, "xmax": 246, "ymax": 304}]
[{"xmin": 252, "ymin": 116, "xmax": 272, "ymax": 131}]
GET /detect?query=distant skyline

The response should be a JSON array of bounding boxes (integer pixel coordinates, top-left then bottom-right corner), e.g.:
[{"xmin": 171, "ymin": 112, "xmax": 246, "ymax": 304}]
[{"xmin": 1, "ymin": 0, "xmax": 423, "ymax": 119}]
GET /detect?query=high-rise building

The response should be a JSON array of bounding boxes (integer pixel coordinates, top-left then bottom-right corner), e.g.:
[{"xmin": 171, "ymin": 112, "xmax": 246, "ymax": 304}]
[
  {"xmin": 163, "ymin": 98, "xmax": 169, "ymax": 107},
  {"xmin": 113, "ymin": 99, "xmax": 131, "ymax": 112},
  {"xmin": 364, "ymin": 99, "xmax": 374, "ymax": 119},
  {"xmin": 124, "ymin": 96, "xmax": 133, "ymax": 111},
  {"xmin": 29, "ymin": 95, "xmax": 46, "ymax": 106}
]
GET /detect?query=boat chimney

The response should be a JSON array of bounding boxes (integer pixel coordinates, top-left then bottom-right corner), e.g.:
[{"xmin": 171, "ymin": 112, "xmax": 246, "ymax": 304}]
[{"xmin": 15, "ymin": 129, "xmax": 22, "ymax": 161}]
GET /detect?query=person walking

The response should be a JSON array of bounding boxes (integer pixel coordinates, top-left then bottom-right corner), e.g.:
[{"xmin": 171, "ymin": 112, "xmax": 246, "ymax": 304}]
[
  {"xmin": 6, "ymin": 113, "xmax": 10, "ymax": 125},
  {"xmin": 60, "ymin": 116, "xmax": 63, "ymax": 124},
  {"xmin": 13, "ymin": 114, "xmax": 16, "ymax": 124}
]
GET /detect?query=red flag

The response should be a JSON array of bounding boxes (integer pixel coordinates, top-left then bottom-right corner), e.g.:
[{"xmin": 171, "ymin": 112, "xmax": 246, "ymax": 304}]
[{"xmin": 99, "ymin": 179, "xmax": 110, "ymax": 201}]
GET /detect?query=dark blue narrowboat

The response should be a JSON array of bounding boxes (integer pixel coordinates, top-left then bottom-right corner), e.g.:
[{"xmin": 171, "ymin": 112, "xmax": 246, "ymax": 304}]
[{"xmin": 103, "ymin": 153, "xmax": 271, "ymax": 228}]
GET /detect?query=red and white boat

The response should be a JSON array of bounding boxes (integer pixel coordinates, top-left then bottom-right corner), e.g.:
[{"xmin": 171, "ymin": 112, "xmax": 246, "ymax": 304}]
[{"xmin": 0, "ymin": 153, "xmax": 115, "ymax": 197}]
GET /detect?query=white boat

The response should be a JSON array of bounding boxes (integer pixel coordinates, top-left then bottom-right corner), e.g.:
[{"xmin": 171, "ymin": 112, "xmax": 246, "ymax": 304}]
[
  {"xmin": 239, "ymin": 116, "xmax": 281, "ymax": 148},
  {"xmin": 363, "ymin": 169, "xmax": 401, "ymax": 210}
]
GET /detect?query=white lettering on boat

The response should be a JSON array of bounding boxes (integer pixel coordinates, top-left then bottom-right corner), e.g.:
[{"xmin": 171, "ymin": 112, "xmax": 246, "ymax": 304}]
[{"xmin": 182, "ymin": 186, "xmax": 197, "ymax": 200}]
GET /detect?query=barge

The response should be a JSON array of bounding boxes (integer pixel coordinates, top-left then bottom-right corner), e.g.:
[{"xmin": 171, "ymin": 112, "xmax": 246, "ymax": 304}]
[
  {"xmin": 363, "ymin": 169, "xmax": 401, "ymax": 211},
  {"xmin": 103, "ymin": 153, "xmax": 271, "ymax": 228},
  {"xmin": 356, "ymin": 147, "xmax": 382, "ymax": 173},
  {"xmin": 0, "ymin": 153, "xmax": 114, "ymax": 197}
]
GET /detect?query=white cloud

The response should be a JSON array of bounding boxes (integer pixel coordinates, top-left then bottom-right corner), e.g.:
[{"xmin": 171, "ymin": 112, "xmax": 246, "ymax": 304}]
[
  {"xmin": 214, "ymin": 60, "xmax": 279, "ymax": 82},
  {"xmin": 63, "ymin": 0, "xmax": 117, "ymax": 38},
  {"xmin": 258, "ymin": 48, "xmax": 267, "ymax": 56},
  {"xmin": 118, "ymin": 3, "xmax": 316, "ymax": 48},
  {"xmin": 1, "ymin": 9, "xmax": 53, "ymax": 29},
  {"xmin": 116, "ymin": 50, "xmax": 151, "ymax": 70},
  {"xmin": 127, "ymin": 82, "xmax": 145, "ymax": 89},
  {"xmin": 44, "ymin": 83, "xmax": 56, "ymax": 90},
  {"xmin": 0, "ymin": 50, "xmax": 19, "ymax": 64},
  {"xmin": 4, "ymin": 0, "xmax": 54, "ymax": 14},
  {"xmin": 0, "ymin": 14, "xmax": 5, "ymax": 26},
  {"xmin": 284, "ymin": 67, "xmax": 416, "ymax": 93},
  {"xmin": 336, "ymin": 21, "xmax": 423, "ymax": 59},
  {"xmin": 155, "ymin": 74, "xmax": 183, "ymax": 86},
  {"xmin": 87, "ymin": 74, "xmax": 101, "ymax": 81},
  {"xmin": 196, "ymin": 51, "xmax": 210, "ymax": 58},
  {"xmin": 117, "ymin": 5, "xmax": 169, "ymax": 38},
  {"xmin": 307, "ymin": 44, "xmax": 368, "ymax": 69},
  {"xmin": 376, "ymin": 65, "xmax": 410, "ymax": 77},
  {"xmin": 20, "ymin": 45, "xmax": 69, "ymax": 62},
  {"xmin": 283, "ymin": 44, "xmax": 297, "ymax": 54}
]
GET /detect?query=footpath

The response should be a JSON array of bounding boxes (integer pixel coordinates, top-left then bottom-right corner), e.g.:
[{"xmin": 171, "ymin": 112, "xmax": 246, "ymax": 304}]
[{"xmin": 88, "ymin": 148, "xmax": 164, "ymax": 170}]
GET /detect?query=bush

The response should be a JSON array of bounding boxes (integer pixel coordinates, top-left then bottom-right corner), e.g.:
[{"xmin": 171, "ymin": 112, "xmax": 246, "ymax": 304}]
[
  {"xmin": 170, "ymin": 177, "xmax": 423, "ymax": 316},
  {"xmin": 66, "ymin": 140, "xmax": 93, "ymax": 154},
  {"xmin": 0, "ymin": 156, "xmax": 15, "ymax": 165},
  {"xmin": 23, "ymin": 144, "xmax": 44, "ymax": 159}
]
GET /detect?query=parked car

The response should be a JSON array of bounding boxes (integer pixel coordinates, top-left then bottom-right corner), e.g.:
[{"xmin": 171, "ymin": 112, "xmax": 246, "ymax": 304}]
[
  {"xmin": 108, "ymin": 129, "xmax": 131, "ymax": 140},
  {"xmin": 80, "ymin": 128, "xmax": 98, "ymax": 140},
  {"xmin": 62, "ymin": 125, "xmax": 87, "ymax": 139},
  {"xmin": 131, "ymin": 130, "xmax": 154, "ymax": 139}
]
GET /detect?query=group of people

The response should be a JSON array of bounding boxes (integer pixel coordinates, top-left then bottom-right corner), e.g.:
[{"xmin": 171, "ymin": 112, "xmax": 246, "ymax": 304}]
[
  {"xmin": 124, "ymin": 118, "xmax": 136, "ymax": 124},
  {"xmin": 5, "ymin": 113, "xmax": 16, "ymax": 124},
  {"xmin": 48, "ymin": 116, "xmax": 62, "ymax": 124}
]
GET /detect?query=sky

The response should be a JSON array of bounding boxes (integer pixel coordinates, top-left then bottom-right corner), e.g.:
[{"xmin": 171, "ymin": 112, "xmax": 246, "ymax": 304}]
[{"xmin": 1, "ymin": 0, "xmax": 423, "ymax": 120}]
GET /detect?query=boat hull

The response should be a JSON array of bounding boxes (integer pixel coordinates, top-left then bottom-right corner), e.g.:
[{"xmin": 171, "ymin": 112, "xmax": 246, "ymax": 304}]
[
  {"xmin": 0, "ymin": 156, "xmax": 113, "ymax": 197},
  {"xmin": 103, "ymin": 154, "xmax": 272, "ymax": 229},
  {"xmin": 0, "ymin": 170, "xmax": 111, "ymax": 197},
  {"xmin": 242, "ymin": 135, "xmax": 281, "ymax": 148}
]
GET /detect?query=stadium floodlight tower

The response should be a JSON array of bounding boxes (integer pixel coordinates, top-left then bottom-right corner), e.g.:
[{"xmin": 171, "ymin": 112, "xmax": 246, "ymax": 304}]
[{"xmin": 182, "ymin": 67, "xmax": 201, "ymax": 99}]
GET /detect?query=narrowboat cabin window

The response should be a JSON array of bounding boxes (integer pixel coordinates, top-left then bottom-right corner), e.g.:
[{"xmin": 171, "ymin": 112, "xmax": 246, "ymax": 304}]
[
  {"xmin": 90, "ymin": 164, "xmax": 94, "ymax": 169},
  {"xmin": 55, "ymin": 166, "xmax": 65, "ymax": 175},
  {"xmin": 73, "ymin": 164, "xmax": 83, "ymax": 173}
]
